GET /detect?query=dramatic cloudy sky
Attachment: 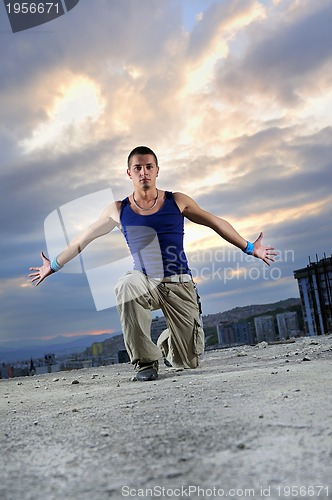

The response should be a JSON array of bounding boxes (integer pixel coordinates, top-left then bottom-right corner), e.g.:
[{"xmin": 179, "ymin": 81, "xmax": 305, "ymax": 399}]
[{"xmin": 1, "ymin": 0, "xmax": 331, "ymax": 347}]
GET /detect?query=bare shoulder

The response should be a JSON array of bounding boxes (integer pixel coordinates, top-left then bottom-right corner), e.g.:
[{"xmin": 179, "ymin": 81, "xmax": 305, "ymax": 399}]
[
  {"xmin": 99, "ymin": 200, "xmax": 122, "ymax": 225},
  {"xmin": 173, "ymin": 192, "xmax": 199, "ymax": 213}
]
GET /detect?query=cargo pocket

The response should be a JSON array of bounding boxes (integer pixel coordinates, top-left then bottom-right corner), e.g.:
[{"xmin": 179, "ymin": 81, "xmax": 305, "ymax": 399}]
[{"xmin": 193, "ymin": 319, "xmax": 205, "ymax": 355}]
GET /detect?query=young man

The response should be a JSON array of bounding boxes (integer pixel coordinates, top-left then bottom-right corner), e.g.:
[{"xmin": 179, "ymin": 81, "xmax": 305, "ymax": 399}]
[{"xmin": 29, "ymin": 146, "xmax": 276, "ymax": 381}]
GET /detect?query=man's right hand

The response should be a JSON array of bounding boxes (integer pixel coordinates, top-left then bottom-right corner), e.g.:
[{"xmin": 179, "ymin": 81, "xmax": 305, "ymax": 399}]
[{"xmin": 29, "ymin": 252, "xmax": 54, "ymax": 286}]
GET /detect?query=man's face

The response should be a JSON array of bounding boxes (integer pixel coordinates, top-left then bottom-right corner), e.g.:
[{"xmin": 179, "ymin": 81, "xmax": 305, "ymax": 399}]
[{"xmin": 127, "ymin": 154, "xmax": 159, "ymax": 190}]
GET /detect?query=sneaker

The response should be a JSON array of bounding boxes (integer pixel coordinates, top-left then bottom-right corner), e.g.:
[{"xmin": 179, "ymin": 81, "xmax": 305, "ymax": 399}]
[{"xmin": 133, "ymin": 360, "xmax": 159, "ymax": 381}]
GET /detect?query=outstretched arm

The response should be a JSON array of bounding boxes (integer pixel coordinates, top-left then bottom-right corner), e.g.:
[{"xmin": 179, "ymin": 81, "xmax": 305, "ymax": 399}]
[
  {"xmin": 29, "ymin": 201, "xmax": 121, "ymax": 286},
  {"xmin": 174, "ymin": 193, "xmax": 276, "ymax": 266}
]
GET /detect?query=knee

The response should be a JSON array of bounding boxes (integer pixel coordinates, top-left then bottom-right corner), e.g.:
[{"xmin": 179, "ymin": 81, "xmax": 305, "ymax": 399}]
[
  {"xmin": 115, "ymin": 277, "xmax": 132, "ymax": 304},
  {"xmin": 115, "ymin": 271, "xmax": 148, "ymax": 303},
  {"xmin": 115, "ymin": 272, "xmax": 135, "ymax": 296}
]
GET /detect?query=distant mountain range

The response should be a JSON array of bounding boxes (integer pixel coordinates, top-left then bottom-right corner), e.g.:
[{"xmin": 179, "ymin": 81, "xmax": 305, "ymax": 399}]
[
  {"xmin": 0, "ymin": 332, "xmax": 121, "ymax": 363},
  {"xmin": 202, "ymin": 297, "xmax": 301, "ymax": 327},
  {"xmin": 1, "ymin": 298, "xmax": 301, "ymax": 363}
]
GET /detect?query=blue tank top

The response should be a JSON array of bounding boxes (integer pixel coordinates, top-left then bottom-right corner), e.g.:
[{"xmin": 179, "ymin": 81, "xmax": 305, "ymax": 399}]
[{"xmin": 120, "ymin": 191, "xmax": 190, "ymax": 278}]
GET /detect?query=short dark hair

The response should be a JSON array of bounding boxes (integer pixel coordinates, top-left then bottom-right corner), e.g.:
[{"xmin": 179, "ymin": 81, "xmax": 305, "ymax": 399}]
[{"xmin": 127, "ymin": 146, "xmax": 158, "ymax": 168}]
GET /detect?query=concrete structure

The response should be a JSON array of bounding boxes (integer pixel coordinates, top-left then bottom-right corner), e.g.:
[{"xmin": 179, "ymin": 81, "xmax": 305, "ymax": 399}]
[
  {"xmin": 277, "ymin": 311, "xmax": 300, "ymax": 340},
  {"xmin": 36, "ymin": 364, "xmax": 61, "ymax": 375},
  {"xmin": 2, "ymin": 335, "xmax": 331, "ymax": 499},
  {"xmin": 254, "ymin": 315, "xmax": 276, "ymax": 343},
  {"xmin": 217, "ymin": 321, "xmax": 255, "ymax": 347},
  {"xmin": 294, "ymin": 255, "xmax": 332, "ymax": 336}
]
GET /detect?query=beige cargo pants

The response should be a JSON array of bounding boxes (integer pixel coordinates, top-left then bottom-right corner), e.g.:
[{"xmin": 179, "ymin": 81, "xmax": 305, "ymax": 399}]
[{"xmin": 115, "ymin": 270, "xmax": 205, "ymax": 369}]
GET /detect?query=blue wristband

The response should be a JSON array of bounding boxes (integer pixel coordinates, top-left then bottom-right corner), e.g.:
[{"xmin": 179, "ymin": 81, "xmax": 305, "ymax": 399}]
[
  {"xmin": 243, "ymin": 241, "xmax": 254, "ymax": 255},
  {"xmin": 50, "ymin": 258, "xmax": 63, "ymax": 272}
]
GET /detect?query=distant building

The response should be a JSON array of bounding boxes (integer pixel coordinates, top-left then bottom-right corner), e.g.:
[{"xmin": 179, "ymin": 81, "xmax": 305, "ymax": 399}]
[
  {"xmin": 277, "ymin": 312, "xmax": 300, "ymax": 340},
  {"xmin": 36, "ymin": 353, "xmax": 60, "ymax": 374},
  {"xmin": 254, "ymin": 315, "xmax": 276, "ymax": 343},
  {"xmin": 61, "ymin": 358, "xmax": 93, "ymax": 370},
  {"xmin": 91, "ymin": 343, "xmax": 104, "ymax": 357},
  {"xmin": 85, "ymin": 334, "xmax": 125, "ymax": 366},
  {"xmin": 118, "ymin": 350, "xmax": 130, "ymax": 363},
  {"xmin": 217, "ymin": 321, "xmax": 255, "ymax": 347},
  {"xmin": 36, "ymin": 364, "xmax": 61, "ymax": 374},
  {"xmin": 151, "ymin": 316, "xmax": 167, "ymax": 344},
  {"xmin": 1, "ymin": 363, "xmax": 12, "ymax": 379},
  {"xmin": 294, "ymin": 255, "xmax": 332, "ymax": 336}
]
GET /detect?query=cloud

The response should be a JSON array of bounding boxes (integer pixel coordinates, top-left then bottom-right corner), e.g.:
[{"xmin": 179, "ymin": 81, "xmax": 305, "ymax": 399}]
[
  {"xmin": 1, "ymin": 0, "xmax": 331, "ymax": 346},
  {"xmin": 215, "ymin": 1, "xmax": 332, "ymax": 106},
  {"xmin": 187, "ymin": 0, "xmax": 265, "ymax": 61}
]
